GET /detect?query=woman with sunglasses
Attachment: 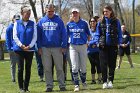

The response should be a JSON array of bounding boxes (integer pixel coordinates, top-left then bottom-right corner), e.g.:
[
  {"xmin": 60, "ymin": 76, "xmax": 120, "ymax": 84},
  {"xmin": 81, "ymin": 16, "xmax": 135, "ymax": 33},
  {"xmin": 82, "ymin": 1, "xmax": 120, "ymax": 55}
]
[{"xmin": 87, "ymin": 17, "xmax": 102, "ymax": 84}]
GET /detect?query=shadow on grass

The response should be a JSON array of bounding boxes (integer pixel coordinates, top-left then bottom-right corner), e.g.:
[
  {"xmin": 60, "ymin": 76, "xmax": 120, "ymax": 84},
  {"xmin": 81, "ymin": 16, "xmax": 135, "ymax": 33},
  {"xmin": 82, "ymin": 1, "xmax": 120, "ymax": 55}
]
[
  {"xmin": 114, "ymin": 83, "xmax": 140, "ymax": 89},
  {"xmin": 115, "ymin": 77, "xmax": 136, "ymax": 80}
]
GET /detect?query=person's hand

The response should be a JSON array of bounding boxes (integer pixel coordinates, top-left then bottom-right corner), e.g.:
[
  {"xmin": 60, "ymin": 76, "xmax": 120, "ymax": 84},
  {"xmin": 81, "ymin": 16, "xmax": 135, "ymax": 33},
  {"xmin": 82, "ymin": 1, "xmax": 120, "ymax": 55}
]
[
  {"xmin": 92, "ymin": 44, "xmax": 96, "ymax": 48},
  {"xmin": 38, "ymin": 48, "xmax": 42, "ymax": 55},
  {"xmin": 61, "ymin": 48, "xmax": 66, "ymax": 53},
  {"xmin": 21, "ymin": 45, "xmax": 25, "ymax": 49},
  {"xmin": 124, "ymin": 44, "xmax": 128, "ymax": 47},
  {"xmin": 24, "ymin": 46, "xmax": 30, "ymax": 51},
  {"xmin": 121, "ymin": 44, "xmax": 125, "ymax": 48}
]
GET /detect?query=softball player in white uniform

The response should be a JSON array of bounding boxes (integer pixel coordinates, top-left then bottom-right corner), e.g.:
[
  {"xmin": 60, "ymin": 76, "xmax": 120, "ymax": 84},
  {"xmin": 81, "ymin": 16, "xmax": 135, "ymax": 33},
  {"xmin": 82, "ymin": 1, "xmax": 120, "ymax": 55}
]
[{"xmin": 66, "ymin": 8, "xmax": 90, "ymax": 92}]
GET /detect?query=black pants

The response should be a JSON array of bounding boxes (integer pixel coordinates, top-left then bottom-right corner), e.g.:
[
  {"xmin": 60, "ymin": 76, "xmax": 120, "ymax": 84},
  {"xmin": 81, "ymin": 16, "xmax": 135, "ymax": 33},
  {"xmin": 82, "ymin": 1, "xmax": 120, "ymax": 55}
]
[
  {"xmin": 99, "ymin": 46, "xmax": 118, "ymax": 83},
  {"xmin": 88, "ymin": 52, "xmax": 101, "ymax": 74},
  {"xmin": 15, "ymin": 51, "xmax": 34, "ymax": 90}
]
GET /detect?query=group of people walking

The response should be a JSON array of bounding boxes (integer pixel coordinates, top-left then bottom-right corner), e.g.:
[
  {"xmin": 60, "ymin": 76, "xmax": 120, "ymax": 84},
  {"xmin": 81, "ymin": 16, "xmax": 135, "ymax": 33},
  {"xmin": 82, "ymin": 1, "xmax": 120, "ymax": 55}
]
[{"xmin": 5, "ymin": 3, "xmax": 134, "ymax": 93}]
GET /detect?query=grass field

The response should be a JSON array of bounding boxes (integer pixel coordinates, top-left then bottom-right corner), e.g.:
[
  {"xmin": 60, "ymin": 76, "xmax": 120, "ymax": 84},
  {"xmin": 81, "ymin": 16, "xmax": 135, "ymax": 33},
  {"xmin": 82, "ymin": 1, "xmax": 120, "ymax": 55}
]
[{"xmin": 0, "ymin": 53, "xmax": 140, "ymax": 93}]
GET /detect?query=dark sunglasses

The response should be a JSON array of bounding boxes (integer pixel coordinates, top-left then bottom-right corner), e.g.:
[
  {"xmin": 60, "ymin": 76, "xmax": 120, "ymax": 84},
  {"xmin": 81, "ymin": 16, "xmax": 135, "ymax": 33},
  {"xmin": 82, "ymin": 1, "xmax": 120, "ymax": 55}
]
[
  {"xmin": 90, "ymin": 20, "xmax": 96, "ymax": 22},
  {"xmin": 48, "ymin": 11, "xmax": 54, "ymax": 13}
]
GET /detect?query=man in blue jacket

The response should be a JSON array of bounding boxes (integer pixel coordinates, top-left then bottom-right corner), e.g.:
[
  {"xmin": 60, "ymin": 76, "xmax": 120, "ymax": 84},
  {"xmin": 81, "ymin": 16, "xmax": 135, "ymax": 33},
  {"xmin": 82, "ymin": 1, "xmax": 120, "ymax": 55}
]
[
  {"xmin": 5, "ymin": 14, "xmax": 20, "ymax": 82},
  {"xmin": 37, "ymin": 4, "xmax": 67, "ymax": 92}
]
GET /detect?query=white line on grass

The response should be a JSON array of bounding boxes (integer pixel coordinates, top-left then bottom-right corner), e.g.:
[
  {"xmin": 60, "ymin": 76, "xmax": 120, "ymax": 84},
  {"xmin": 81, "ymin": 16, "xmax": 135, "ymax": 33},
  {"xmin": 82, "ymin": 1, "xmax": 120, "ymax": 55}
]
[{"xmin": 123, "ymin": 60, "xmax": 140, "ymax": 66}]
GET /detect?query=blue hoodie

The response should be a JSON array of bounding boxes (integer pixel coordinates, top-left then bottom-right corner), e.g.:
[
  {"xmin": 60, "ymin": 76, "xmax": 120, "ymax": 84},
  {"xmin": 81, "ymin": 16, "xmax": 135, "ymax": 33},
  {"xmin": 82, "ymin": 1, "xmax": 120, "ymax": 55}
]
[
  {"xmin": 87, "ymin": 29, "xmax": 99, "ymax": 53},
  {"xmin": 37, "ymin": 14, "xmax": 67, "ymax": 48},
  {"xmin": 66, "ymin": 19, "xmax": 90, "ymax": 45},
  {"xmin": 5, "ymin": 23, "xmax": 14, "ymax": 51}
]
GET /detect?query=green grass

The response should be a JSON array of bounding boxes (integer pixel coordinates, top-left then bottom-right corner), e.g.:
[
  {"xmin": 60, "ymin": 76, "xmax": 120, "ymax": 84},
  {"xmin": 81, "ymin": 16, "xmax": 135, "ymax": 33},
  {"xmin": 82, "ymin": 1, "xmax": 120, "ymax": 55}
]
[{"xmin": 0, "ymin": 53, "xmax": 140, "ymax": 93}]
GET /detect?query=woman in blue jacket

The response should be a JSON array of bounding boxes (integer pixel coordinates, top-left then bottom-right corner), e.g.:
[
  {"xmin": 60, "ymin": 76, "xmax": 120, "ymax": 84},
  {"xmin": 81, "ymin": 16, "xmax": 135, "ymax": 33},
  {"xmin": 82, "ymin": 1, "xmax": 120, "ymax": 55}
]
[
  {"xmin": 96, "ymin": 5, "xmax": 122, "ymax": 89},
  {"xmin": 87, "ymin": 17, "xmax": 102, "ymax": 84},
  {"xmin": 13, "ymin": 6, "xmax": 37, "ymax": 92}
]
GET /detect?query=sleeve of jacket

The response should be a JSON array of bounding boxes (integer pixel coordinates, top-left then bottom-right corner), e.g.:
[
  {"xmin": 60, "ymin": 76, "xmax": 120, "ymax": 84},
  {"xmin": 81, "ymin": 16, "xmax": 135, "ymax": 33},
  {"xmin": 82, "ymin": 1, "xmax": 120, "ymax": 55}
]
[
  {"xmin": 126, "ymin": 31, "xmax": 131, "ymax": 45},
  {"xmin": 13, "ymin": 22, "xmax": 23, "ymax": 47},
  {"xmin": 60, "ymin": 19, "xmax": 67, "ymax": 48},
  {"xmin": 95, "ymin": 22, "xmax": 101, "ymax": 44},
  {"xmin": 37, "ymin": 21, "xmax": 42, "ymax": 49},
  {"xmin": 117, "ymin": 20, "xmax": 122, "ymax": 45},
  {"xmin": 85, "ymin": 21, "xmax": 90, "ymax": 36},
  {"xmin": 29, "ymin": 22, "xmax": 37, "ymax": 48},
  {"xmin": 5, "ymin": 24, "xmax": 12, "ymax": 51}
]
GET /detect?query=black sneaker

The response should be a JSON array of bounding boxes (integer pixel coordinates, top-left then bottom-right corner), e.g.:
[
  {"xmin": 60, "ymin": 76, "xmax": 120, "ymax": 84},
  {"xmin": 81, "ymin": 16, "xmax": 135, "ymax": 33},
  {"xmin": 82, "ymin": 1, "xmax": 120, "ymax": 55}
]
[
  {"xmin": 24, "ymin": 89, "xmax": 30, "ymax": 92},
  {"xmin": 60, "ymin": 87, "xmax": 66, "ymax": 91},
  {"xmin": 97, "ymin": 79, "xmax": 102, "ymax": 84},
  {"xmin": 91, "ymin": 80, "xmax": 96, "ymax": 84},
  {"xmin": 45, "ymin": 88, "xmax": 53, "ymax": 92}
]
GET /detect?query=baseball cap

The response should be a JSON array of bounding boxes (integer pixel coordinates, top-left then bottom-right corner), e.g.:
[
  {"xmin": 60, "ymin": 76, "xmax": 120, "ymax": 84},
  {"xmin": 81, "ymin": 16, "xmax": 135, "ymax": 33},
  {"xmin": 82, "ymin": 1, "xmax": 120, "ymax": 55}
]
[
  {"xmin": 71, "ymin": 8, "xmax": 80, "ymax": 13},
  {"xmin": 13, "ymin": 14, "xmax": 20, "ymax": 20}
]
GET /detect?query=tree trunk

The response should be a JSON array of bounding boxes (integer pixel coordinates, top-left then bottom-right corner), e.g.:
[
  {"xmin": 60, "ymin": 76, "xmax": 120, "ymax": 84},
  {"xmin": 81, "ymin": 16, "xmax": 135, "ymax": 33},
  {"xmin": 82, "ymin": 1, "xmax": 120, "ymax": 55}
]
[
  {"xmin": 132, "ymin": 0, "xmax": 135, "ymax": 53},
  {"xmin": 29, "ymin": 0, "xmax": 38, "ymax": 22},
  {"xmin": 40, "ymin": 0, "xmax": 45, "ymax": 17},
  {"xmin": 114, "ymin": 0, "xmax": 118, "ymax": 16},
  {"xmin": 117, "ymin": 2, "xmax": 124, "ymax": 24}
]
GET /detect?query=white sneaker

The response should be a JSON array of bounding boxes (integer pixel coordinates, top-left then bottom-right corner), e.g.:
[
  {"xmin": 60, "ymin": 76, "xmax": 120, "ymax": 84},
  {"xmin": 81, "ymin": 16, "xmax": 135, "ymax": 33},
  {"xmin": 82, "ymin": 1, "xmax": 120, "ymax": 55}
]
[
  {"xmin": 116, "ymin": 66, "xmax": 120, "ymax": 69},
  {"xmin": 103, "ymin": 82, "xmax": 108, "ymax": 89},
  {"xmin": 108, "ymin": 81, "xmax": 113, "ymax": 88},
  {"xmin": 82, "ymin": 82, "xmax": 87, "ymax": 90},
  {"xmin": 74, "ymin": 85, "xmax": 79, "ymax": 92}
]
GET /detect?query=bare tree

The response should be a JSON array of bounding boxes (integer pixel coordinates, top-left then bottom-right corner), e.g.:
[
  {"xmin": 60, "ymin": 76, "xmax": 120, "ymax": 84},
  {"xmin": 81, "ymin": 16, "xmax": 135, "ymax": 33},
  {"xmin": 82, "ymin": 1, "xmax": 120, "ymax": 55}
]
[
  {"xmin": 82, "ymin": 0, "xmax": 93, "ymax": 18},
  {"xmin": 28, "ymin": 0, "xmax": 38, "ymax": 22},
  {"xmin": 132, "ymin": 0, "xmax": 136, "ymax": 53}
]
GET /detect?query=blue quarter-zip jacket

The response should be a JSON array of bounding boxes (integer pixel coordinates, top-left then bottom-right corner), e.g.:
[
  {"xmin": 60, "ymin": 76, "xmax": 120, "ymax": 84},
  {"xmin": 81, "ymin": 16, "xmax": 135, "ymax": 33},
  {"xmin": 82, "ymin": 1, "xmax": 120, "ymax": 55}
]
[
  {"xmin": 5, "ymin": 23, "xmax": 14, "ymax": 51},
  {"xmin": 96, "ymin": 17, "xmax": 122, "ymax": 45},
  {"xmin": 87, "ymin": 30, "xmax": 99, "ymax": 53},
  {"xmin": 13, "ymin": 20, "xmax": 35, "ymax": 51},
  {"xmin": 66, "ymin": 19, "xmax": 90, "ymax": 45},
  {"xmin": 37, "ymin": 14, "xmax": 67, "ymax": 48}
]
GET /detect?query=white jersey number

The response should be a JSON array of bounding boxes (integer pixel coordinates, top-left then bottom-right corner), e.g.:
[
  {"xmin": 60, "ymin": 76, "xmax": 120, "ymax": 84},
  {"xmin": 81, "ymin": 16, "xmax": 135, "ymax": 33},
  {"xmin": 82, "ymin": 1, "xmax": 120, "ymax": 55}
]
[{"xmin": 73, "ymin": 33, "xmax": 80, "ymax": 38}]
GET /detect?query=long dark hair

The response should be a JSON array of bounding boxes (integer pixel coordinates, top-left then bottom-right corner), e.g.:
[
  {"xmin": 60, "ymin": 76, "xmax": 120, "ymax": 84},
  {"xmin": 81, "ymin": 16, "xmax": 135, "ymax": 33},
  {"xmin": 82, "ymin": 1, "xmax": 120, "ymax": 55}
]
[
  {"xmin": 89, "ymin": 17, "xmax": 98, "ymax": 29},
  {"xmin": 102, "ymin": 5, "xmax": 116, "ymax": 19}
]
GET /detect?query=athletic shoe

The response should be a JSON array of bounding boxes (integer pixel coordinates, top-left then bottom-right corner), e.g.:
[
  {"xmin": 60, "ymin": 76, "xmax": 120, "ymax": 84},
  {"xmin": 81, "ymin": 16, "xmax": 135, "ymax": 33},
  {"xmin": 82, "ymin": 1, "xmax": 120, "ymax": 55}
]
[
  {"xmin": 131, "ymin": 65, "xmax": 134, "ymax": 68},
  {"xmin": 103, "ymin": 82, "xmax": 108, "ymax": 89},
  {"xmin": 91, "ymin": 80, "xmax": 96, "ymax": 84},
  {"xmin": 97, "ymin": 79, "xmax": 102, "ymax": 84},
  {"xmin": 19, "ymin": 89, "xmax": 25, "ymax": 93},
  {"xmin": 45, "ymin": 88, "xmax": 53, "ymax": 92},
  {"xmin": 82, "ymin": 82, "xmax": 87, "ymax": 89},
  {"xmin": 116, "ymin": 66, "xmax": 120, "ymax": 69},
  {"xmin": 60, "ymin": 87, "xmax": 66, "ymax": 91},
  {"xmin": 74, "ymin": 85, "xmax": 79, "ymax": 92},
  {"xmin": 108, "ymin": 81, "xmax": 113, "ymax": 88}
]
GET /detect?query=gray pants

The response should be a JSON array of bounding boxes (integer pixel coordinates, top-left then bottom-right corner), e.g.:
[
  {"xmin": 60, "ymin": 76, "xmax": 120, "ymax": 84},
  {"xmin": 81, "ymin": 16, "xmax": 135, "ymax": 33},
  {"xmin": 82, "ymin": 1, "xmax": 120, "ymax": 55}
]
[
  {"xmin": 41, "ymin": 47, "xmax": 65, "ymax": 89},
  {"xmin": 9, "ymin": 51, "xmax": 18, "ymax": 81},
  {"xmin": 69, "ymin": 44, "xmax": 87, "ymax": 73}
]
